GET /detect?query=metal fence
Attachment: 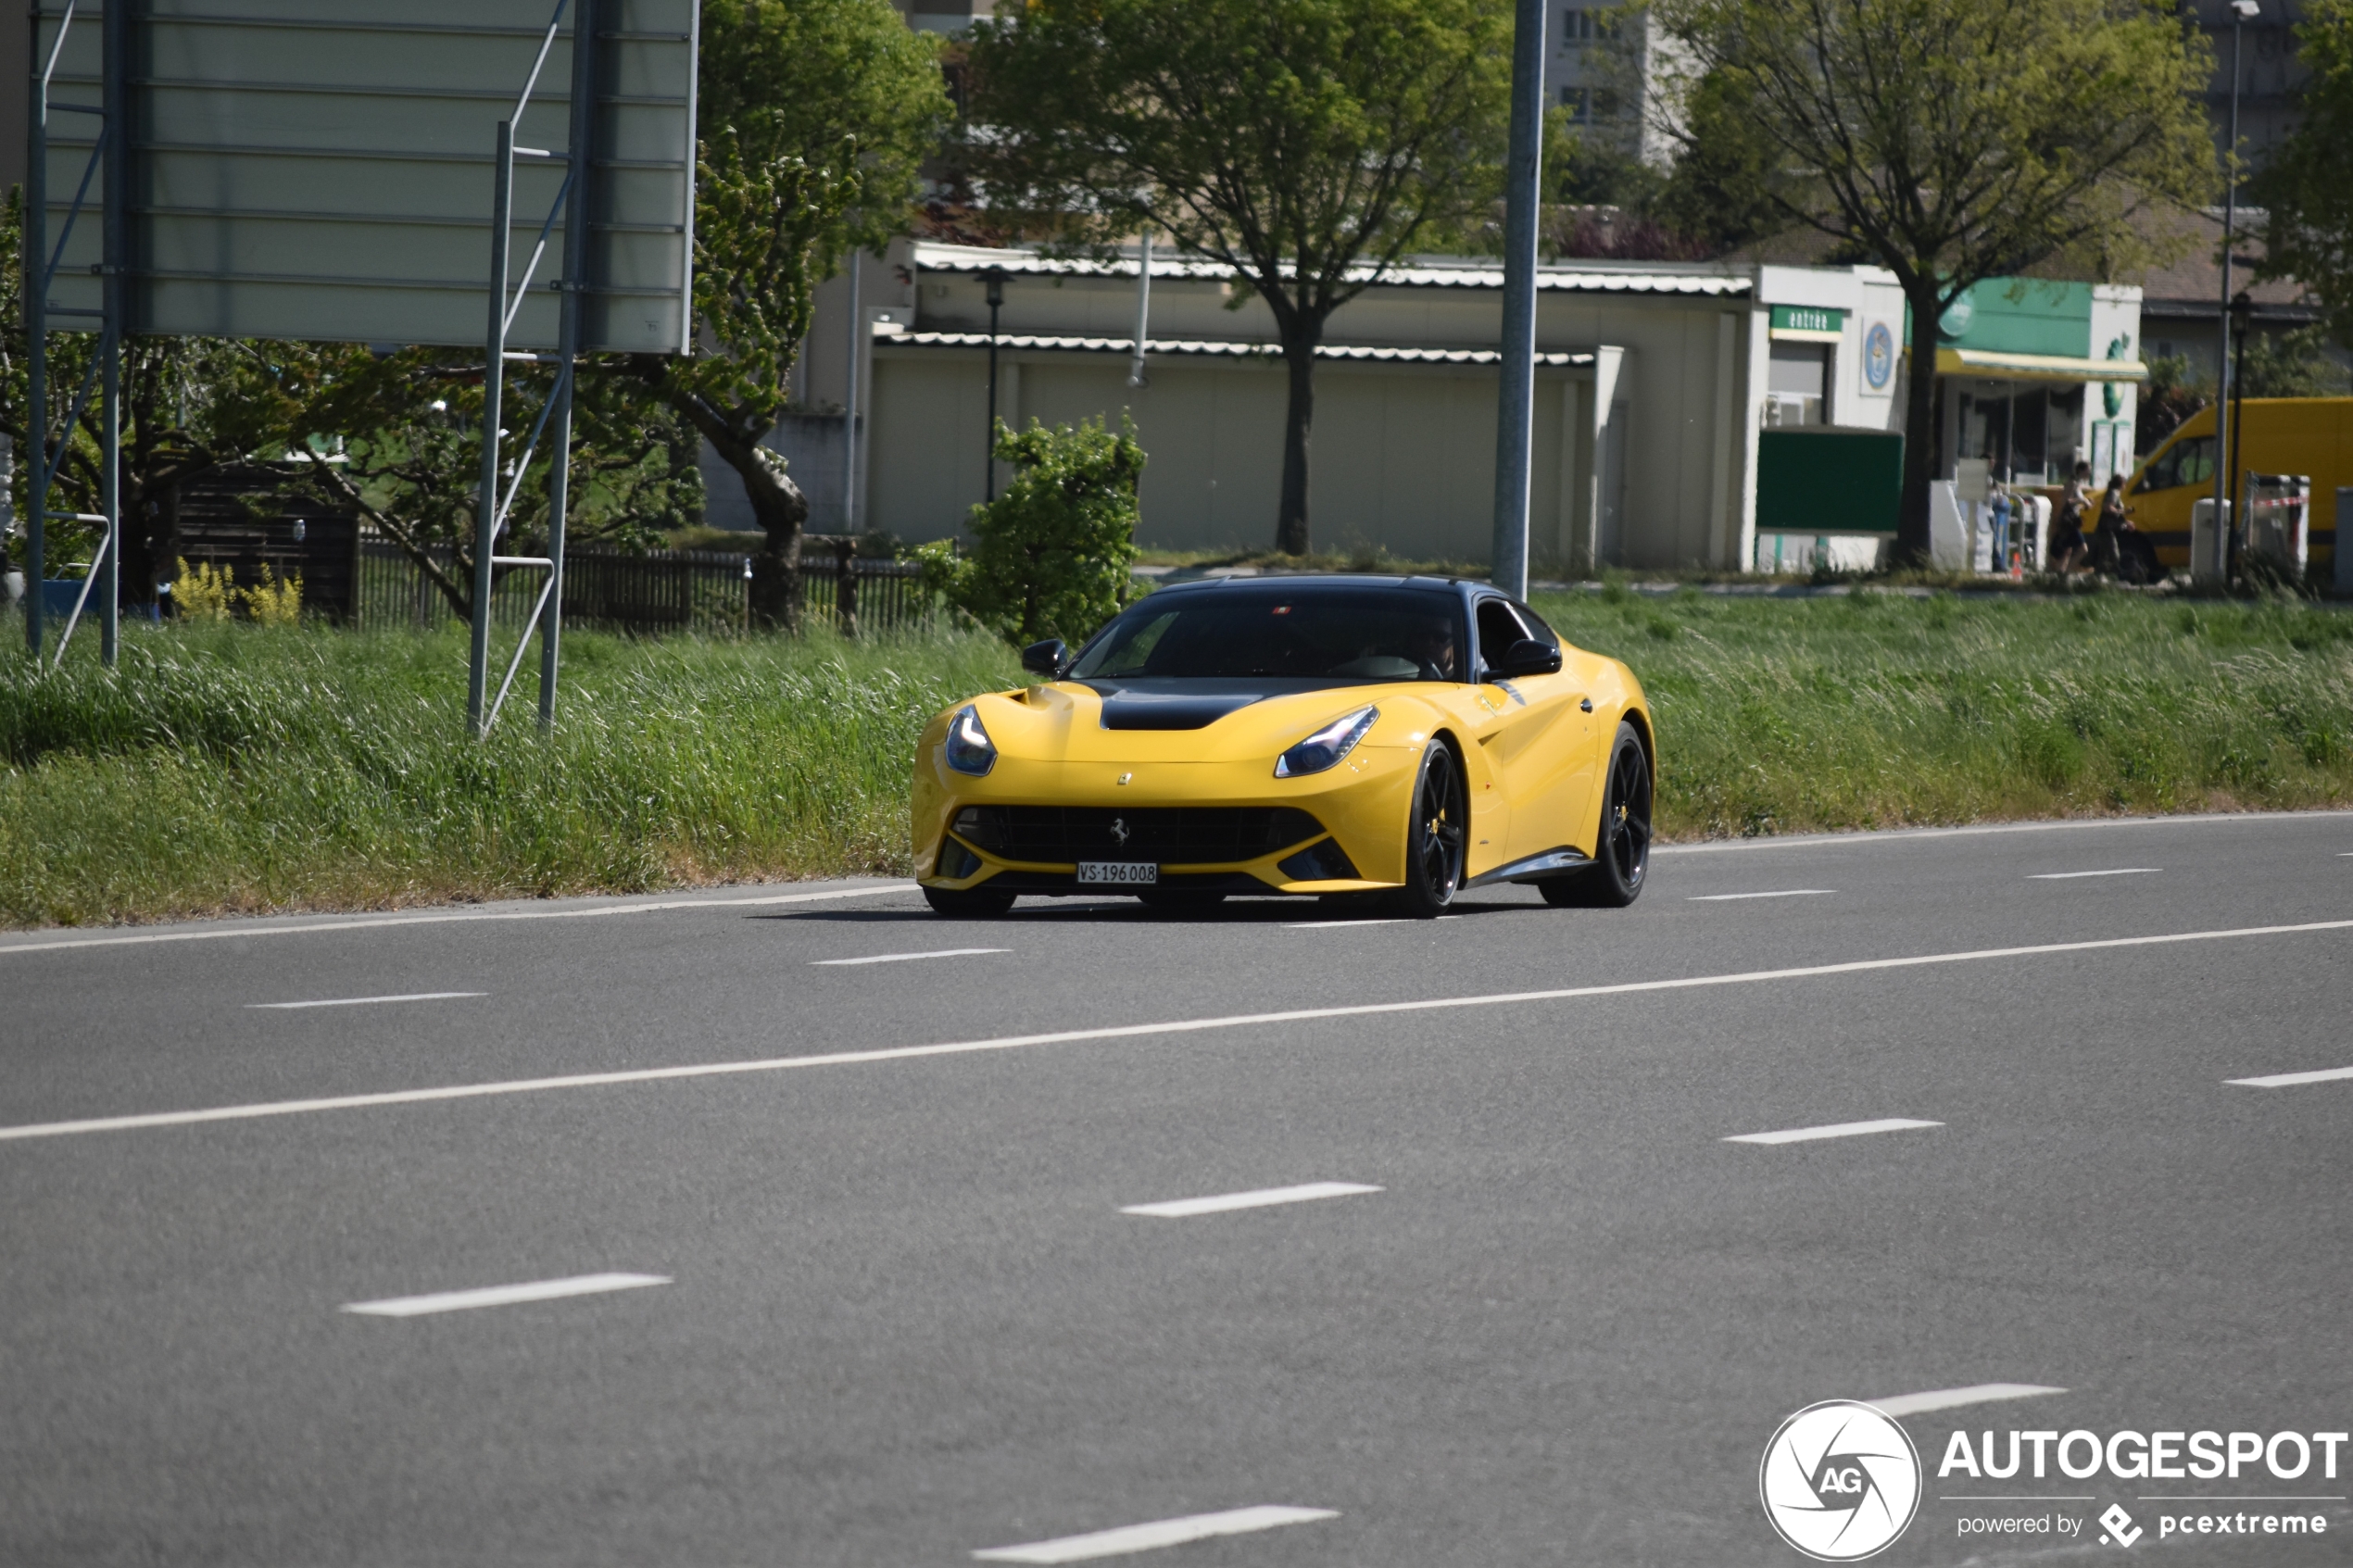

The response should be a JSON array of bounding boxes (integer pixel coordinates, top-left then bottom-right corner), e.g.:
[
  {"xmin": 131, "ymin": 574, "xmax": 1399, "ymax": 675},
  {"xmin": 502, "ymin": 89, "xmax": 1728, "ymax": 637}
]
[{"xmin": 354, "ymin": 535, "xmax": 930, "ymax": 635}]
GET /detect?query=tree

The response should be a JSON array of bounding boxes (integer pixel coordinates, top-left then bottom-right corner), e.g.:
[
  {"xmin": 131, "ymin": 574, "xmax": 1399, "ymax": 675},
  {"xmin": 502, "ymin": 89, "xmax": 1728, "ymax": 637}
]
[
  {"xmin": 918, "ymin": 416, "xmax": 1145, "ymax": 645},
  {"xmin": 261, "ymin": 345, "xmax": 698, "ymax": 619},
  {"xmin": 966, "ymin": 0, "xmax": 1515, "ymax": 556},
  {"xmin": 2253, "ymin": 0, "xmax": 2353, "ymax": 349},
  {"xmin": 2239, "ymin": 323, "xmax": 2353, "ymax": 399},
  {"xmin": 635, "ymin": 0, "xmax": 950, "ymax": 628},
  {"xmin": 1649, "ymin": 0, "xmax": 2214, "ymax": 564}
]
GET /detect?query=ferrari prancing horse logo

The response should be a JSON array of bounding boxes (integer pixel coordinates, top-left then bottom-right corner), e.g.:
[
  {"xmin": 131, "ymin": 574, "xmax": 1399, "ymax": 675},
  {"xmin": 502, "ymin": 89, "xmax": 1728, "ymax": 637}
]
[{"xmin": 1110, "ymin": 818, "xmax": 1131, "ymax": 847}]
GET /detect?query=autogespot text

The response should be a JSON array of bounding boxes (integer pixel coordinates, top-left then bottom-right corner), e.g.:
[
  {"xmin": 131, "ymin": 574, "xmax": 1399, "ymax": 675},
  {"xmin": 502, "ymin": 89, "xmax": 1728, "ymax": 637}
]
[{"xmin": 1937, "ymin": 1428, "xmax": 2348, "ymax": 1481}]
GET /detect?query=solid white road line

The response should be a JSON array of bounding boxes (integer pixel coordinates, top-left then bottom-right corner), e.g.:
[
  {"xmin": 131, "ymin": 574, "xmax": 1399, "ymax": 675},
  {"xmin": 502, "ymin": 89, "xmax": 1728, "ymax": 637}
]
[
  {"xmin": 2227, "ymin": 1064, "xmax": 2353, "ymax": 1087},
  {"xmin": 1726, "ymin": 1118, "xmax": 1942, "ymax": 1146},
  {"xmin": 11, "ymin": 915, "xmax": 2353, "ymax": 1144},
  {"xmin": 0, "ymin": 884, "xmax": 915, "ymax": 958},
  {"xmin": 248, "ymin": 991, "xmax": 485, "ymax": 1010},
  {"xmin": 973, "ymin": 1507, "xmax": 1338, "ymax": 1563},
  {"xmin": 1283, "ymin": 918, "xmax": 1409, "ymax": 928},
  {"xmin": 812, "ymin": 947, "xmax": 1008, "ymax": 967},
  {"xmin": 1865, "ymin": 1384, "xmax": 2067, "ymax": 1418},
  {"xmin": 341, "ymin": 1272, "xmax": 669, "ymax": 1318},
  {"xmin": 1687, "ymin": 889, "xmax": 1835, "ymax": 901},
  {"xmin": 1654, "ymin": 809, "xmax": 2353, "ymax": 855},
  {"xmin": 2028, "ymin": 869, "xmax": 2160, "ymax": 879},
  {"xmin": 1121, "ymin": 1182, "xmax": 1381, "ymax": 1218}
]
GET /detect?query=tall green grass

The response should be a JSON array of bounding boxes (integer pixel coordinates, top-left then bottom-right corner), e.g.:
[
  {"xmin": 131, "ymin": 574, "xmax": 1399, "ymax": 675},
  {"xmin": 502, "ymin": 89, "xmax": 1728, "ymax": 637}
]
[
  {"xmin": 7, "ymin": 591, "xmax": 2353, "ymax": 928},
  {"xmin": 1532, "ymin": 586, "xmax": 2353, "ymax": 838},
  {"xmin": 0, "ymin": 621, "xmax": 1019, "ymax": 927}
]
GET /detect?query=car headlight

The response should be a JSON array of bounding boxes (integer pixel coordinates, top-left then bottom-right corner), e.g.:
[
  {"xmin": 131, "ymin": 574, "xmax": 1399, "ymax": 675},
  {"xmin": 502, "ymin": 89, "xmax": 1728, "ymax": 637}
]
[
  {"xmin": 1275, "ymin": 706, "xmax": 1378, "ymax": 778},
  {"xmin": 944, "ymin": 704, "xmax": 997, "ymax": 776}
]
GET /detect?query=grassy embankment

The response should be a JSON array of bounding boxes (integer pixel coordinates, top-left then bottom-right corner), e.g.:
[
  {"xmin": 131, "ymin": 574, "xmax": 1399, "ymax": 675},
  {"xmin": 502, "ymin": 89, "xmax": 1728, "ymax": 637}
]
[{"xmin": 6, "ymin": 588, "xmax": 2353, "ymax": 927}]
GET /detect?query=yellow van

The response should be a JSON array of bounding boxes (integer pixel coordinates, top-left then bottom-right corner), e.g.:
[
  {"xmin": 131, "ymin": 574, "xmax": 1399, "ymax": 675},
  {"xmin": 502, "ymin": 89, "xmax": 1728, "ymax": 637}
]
[{"xmin": 2123, "ymin": 397, "xmax": 2353, "ymax": 575}]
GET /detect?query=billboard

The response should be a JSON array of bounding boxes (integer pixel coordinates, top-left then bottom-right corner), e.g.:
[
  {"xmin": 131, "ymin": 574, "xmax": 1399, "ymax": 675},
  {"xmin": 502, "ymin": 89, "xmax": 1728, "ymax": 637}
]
[{"xmin": 34, "ymin": 0, "xmax": 696, "ymax": 353}]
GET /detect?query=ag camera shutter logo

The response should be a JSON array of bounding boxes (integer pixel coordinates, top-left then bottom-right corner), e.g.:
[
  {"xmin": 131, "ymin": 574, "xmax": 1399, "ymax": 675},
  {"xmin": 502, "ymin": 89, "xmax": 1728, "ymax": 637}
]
[{"xmin": 1760, "ymin": 1400, "xmax": 1922, "ymax": 1561}]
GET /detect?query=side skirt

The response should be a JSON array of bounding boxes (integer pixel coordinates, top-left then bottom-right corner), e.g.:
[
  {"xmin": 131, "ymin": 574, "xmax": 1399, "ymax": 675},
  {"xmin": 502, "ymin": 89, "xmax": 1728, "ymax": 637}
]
[{"xmin": 1466, "ymin": 846, "xmax": 1591, "ymax": 889}]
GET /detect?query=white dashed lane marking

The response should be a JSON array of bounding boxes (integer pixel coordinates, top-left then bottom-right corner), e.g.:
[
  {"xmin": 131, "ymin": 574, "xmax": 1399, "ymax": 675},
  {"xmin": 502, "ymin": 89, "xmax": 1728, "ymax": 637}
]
[
  {"xmin": 1687, "ymin": 889, "xmax": 1835, "ymax": 901},
  {"xmin": 248, "ymin": 992, "xmax": 484, "ymax": 1010},
  {"xmin": 341, "ymin": 1273, "xmax": 670, "ymax": 1318},
  {"xmin": 2227, "ymin": 1065, "xmax": 2353, "ymax": 1087},
  {"xmin": 973, "ymin": 1506, "xmax": 1339, "ymax": 1563},
  {"xmin": 1120, "ymin": 1182, "xmax": 1381, "ymax": 1218},
  {"xmin": 1726, "ymin": 1118, "xmax": 1942, "ymax": 1146},
  {"xmin": 812, "ymin": 948, "xmax": 1009, "ymax": 967},
  {"xmin": 2028, "ymin": 869, "xmax": 2160, "ymax": 879},
  {"xmin": 1866, "ymin": 1383, "xmax": 2067, "ymax": 1417}
]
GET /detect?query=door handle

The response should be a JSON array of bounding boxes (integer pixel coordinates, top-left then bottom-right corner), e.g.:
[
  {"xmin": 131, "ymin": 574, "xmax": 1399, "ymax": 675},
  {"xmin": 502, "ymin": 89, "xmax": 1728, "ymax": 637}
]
[{"xmin": 1579, "ymin": 696, "xmax": 1593, "ymax": 712}]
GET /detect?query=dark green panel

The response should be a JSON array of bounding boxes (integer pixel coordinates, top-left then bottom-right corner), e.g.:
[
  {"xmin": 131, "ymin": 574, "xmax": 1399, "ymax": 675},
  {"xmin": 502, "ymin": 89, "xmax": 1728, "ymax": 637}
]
[{"xmin": 1757, "ymin": 427, "xmax": 1904, "ymax": 536}]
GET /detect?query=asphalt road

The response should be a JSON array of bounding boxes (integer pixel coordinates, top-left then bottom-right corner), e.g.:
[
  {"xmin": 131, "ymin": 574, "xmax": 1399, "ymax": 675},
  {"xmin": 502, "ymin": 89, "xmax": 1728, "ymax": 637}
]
[{"xmin": 5, "ymin": 811, "xmax": 2353, "ymax": 1567}]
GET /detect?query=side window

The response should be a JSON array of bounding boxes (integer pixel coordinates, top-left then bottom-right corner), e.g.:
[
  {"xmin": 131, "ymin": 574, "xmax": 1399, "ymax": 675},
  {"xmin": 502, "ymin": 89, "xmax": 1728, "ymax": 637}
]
[
  {"xmin": 1513, "ymin": 601, "xmax": 1561, "ymax": 649},
  {"xmin": 1475, "ymin": 597, "xmax": 1530, "ymax": 671},
  {"xmin": 2143, "ymin": 435, "xmax": 2214, "ymax": 493}
]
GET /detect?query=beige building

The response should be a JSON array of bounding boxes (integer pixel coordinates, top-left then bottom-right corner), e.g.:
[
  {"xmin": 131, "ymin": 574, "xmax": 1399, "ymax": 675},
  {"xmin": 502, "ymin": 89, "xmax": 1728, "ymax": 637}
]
[{"xmin": 737, "ymin": 243, "xmax": 1944, "ymax": 572}]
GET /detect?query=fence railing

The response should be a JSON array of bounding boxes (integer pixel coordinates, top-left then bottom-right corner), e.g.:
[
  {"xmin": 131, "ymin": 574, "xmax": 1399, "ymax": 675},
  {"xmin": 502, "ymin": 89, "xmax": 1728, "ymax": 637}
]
[{"xmin": 354, "ymin": 536, "xmax": 930, "ymax": 635}]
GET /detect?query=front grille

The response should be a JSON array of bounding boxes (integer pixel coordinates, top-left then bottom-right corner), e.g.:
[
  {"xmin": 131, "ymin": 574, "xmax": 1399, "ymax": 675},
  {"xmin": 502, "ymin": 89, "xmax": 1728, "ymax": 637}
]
[{"xmin": 951, "ymin": 805, "xmax": 1324, "ymax": 864}]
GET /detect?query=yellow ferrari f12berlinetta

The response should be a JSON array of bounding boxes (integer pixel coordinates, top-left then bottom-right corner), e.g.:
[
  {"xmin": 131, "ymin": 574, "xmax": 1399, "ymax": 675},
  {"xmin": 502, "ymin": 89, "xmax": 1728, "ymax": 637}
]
[{"xmin": 912, "ymin": 575, "xmax": 1654, "ymax": 918}]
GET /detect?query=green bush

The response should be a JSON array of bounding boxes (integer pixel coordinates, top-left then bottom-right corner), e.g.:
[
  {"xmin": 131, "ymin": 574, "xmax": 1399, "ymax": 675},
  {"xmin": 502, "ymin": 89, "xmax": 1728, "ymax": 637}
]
[{"xmin": 918, "ymin": 415, "xmax": 1144, "ymax": 646}]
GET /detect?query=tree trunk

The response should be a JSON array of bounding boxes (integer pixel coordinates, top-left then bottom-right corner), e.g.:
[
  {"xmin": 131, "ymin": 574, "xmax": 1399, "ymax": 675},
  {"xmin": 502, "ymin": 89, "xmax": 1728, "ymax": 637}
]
[
  {"xmin": 649, "ymin": 375, "xmax": 811, "ymax": 632},
  {"xmin": 1277, "ymin": 327, "xmax": 1320, "ymax": 556},
  {"xmin": 715, "ymin": 433, "xmax": 809, "ymax": 633},
  {"xmin": 1894, "ymin": 280, "xmax": 1944, "ymax": 567}
]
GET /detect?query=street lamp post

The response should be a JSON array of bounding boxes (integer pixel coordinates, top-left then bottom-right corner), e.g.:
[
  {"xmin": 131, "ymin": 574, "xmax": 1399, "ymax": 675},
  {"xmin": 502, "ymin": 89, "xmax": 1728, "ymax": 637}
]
[
  {"xmin": 2228, "ymin": 287, "xmax": 2254, "ymax": 573},
  {"xmin": 984, "ymin": 268, "xmax": 1008, "ymax": 504},
  {"xmin": 2212, "ymin": 0, "xmax": 2259, "ymax": 576}
]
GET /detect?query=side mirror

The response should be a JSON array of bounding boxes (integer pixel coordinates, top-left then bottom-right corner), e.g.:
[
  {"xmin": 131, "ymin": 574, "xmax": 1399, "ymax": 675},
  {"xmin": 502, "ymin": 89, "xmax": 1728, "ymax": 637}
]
[
  {"xmin": 1021, "ymin": 638, "xmax": 1070, "ymax": 678},
  {"xmin": 1486, "ymin": 638, "xmax": 1563, "ymax": 680}
]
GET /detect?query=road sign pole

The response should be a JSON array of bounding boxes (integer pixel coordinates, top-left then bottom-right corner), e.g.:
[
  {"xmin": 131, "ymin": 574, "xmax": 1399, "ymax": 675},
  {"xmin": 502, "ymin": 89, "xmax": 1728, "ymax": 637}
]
[{"xmin": 1489, "ymin": 0, "xmax": 1545, "ymax": 601}]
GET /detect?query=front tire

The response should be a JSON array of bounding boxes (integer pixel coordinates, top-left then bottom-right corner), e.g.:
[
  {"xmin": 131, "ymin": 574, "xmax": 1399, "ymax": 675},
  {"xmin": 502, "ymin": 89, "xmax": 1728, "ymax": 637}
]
[
  {"xmin": 1542, "ymin": 721, "xmax": 1652, "ymax": 908},
  {"xmin": 923, "ymin": 883, "xmax": 1015, "ymax": 918},
  {"xmin": 1391, "ymin": 740, "xmax": 1467, "ymax": 918}
]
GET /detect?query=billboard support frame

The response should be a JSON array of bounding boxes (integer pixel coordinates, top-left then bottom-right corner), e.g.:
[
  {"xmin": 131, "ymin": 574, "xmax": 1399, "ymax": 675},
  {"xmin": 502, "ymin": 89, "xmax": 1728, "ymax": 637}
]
[
  {"xmin": 471, "ymin": 0, "xmax": 594, "ymax": 738},
  {"xmin": 23, "ymin": 0, "xmax": 126, "ymax": 669}
]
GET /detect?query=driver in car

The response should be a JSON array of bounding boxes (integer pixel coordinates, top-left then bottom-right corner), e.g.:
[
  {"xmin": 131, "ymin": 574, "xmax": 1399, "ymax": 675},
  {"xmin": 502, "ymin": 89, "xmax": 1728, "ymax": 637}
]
[{"xmin": 1408, "ymin": 620, "xmax": 1458, "ymax": 682}]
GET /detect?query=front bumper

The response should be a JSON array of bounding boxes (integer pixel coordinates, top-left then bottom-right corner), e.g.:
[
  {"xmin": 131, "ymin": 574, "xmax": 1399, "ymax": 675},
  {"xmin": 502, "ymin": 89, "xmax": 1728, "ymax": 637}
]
[{"xmin": 913, "ymin": 749, "xmax": 1420, "ymax": 897}]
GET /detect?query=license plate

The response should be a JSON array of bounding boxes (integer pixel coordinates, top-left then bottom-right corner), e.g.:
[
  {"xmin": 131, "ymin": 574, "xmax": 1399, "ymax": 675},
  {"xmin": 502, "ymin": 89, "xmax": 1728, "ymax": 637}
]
[{"xmin": 1077, "ymin": 860, "xmax": 1158, "ymax": 885}]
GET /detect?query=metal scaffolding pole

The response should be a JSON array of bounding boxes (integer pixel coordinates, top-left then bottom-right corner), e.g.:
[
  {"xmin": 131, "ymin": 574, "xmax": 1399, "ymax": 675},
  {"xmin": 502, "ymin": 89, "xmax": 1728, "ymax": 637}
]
[
  {"xmin": 98, "ymin": 0, "xmax": 122, "ymax": 666},
  {"xmin": 539, "ymin": 0, "xmax": 594, "ymax": 730},
  {"xmin": 469, "ymin": 115, "xmax": 515, "ymax": 735},
  {"xmin": 471, "ymin": 0, "xmax": 574, "ymax": 735},
  {"xmin": 23, "ymin": 6, "xmax": 52, "ymax": 656}
]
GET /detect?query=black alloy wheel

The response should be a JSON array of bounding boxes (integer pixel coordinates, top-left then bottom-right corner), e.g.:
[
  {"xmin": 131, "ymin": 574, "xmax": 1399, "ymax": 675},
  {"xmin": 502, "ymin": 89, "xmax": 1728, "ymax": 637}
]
[
  {"xmin": 1394, "ymin": 741, "xmax": 1466, "ymax": 918},
  {"xmin": 922, "ymin": 883, "xmax": 1016, "ymax": 917},
  {"xmin": 1544, "ymin": 721, "xmax": 1651, "ymax": 908}
]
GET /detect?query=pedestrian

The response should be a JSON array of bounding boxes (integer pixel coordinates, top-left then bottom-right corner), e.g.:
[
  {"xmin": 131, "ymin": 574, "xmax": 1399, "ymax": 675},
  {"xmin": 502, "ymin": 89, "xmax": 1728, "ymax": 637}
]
[
  {"xmin": 2046, "ymin": 460, "xmax": 2092, "ymax": 573},
  {"xmin": 2098, "ymin": 472, "xmax": 2163, "ymax": 583}
]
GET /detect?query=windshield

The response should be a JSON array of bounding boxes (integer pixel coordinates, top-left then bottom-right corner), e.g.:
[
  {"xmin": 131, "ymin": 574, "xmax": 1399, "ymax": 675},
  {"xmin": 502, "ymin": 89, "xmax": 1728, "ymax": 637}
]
[{"xmin": 1070, "ymin": 588, "xmax": 1468, "ymax": 683}]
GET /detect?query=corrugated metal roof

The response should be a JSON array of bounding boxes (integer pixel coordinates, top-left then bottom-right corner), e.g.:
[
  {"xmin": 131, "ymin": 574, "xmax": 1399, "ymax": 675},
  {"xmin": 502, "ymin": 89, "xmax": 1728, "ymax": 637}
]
[
  {"xmin": 911, "ymin": 241, "xmax": 1751, "ymax": 297},
  {"xmin": 880, "ymin": 328, "xmax": 1599, "ymax": 367}
]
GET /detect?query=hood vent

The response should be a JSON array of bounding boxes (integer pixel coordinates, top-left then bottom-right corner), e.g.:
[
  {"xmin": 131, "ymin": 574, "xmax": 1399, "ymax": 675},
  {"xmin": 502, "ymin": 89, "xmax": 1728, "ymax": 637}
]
[{"xmin": 1094, "ymin": 691, "xmax": 1267, "ymax": 731}]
